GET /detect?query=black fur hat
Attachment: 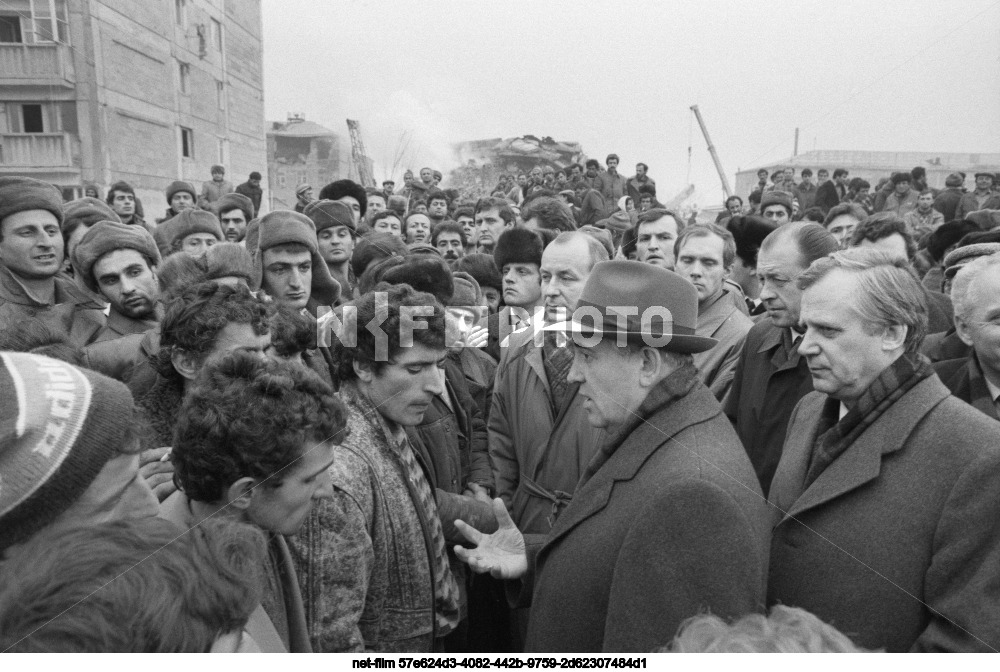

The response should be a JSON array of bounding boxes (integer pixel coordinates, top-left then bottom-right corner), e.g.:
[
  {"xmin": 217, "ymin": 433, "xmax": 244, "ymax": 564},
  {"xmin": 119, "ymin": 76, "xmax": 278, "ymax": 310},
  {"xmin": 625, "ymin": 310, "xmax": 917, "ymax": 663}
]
[
  {"xmin": 379, "ymin": 255, "xmax": 454, "ymax": 305},
  {"xmin": 493, "ymin": 228, "xmax": 543, "ymax": 271},
  {"xmin": 452, "ymin": 253, "xmax": 502, "ymax": 293},
  {"xmin": 318, "ymin": 179, "xmax": 368, "ymax": 218}
]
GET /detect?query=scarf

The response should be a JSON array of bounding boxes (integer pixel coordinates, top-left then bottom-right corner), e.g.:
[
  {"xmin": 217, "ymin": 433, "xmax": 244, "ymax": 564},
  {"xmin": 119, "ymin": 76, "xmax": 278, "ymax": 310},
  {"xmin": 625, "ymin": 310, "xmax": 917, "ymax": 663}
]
[
  {"xmin": 805, "ymin": 352, "xmax": 935, "ymax": 487},
  {"xmin": 579, "ymin": 361, "xmax": 700, "ymax": 486}
]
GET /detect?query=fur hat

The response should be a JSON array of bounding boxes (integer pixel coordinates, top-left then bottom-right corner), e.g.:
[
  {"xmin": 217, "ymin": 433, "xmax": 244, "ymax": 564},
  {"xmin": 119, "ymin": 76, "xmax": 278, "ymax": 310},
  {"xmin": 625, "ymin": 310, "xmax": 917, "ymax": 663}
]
[
  {"xmin": 165, "ymin": 180, "xmax": 196, "ymax": 204},
  {"xmin": 760, "ymin": 190, "xmax": 793, "ymax": 214},
  {"xmin": 452, "ymin": 253, "xmax": 502, "ymax": 293},
  {"xmin": 494, "ymin": 228, "xmax": 543, "ymax": 271},
  {"xmin": 62, "ymin": 197, "xmax": 121, "ymax": 236},
  {"xmin": 726, "ymin": 215, "xmax": 777, "ymax": 267},
  {"xmin": 203, "ymin": 242, "xmax": 257, "ymax": 290},
  {"xmin": 449, "ymin": 271, "xmax": 483, "ymax": 308},
  {"xmin": 945, "ymin": 173, "xmax": 964, "ymax": 188},
  {"xmin": 407, "ymin": 241, "xmax": 443, "ymax": 257},
  {"xmin": 351, "ymin": 232, "xmax": 408, "ymax": 278},
  {"xmin": 0, "ymin": 177, "xmax": 64, "ymax": 227},
  {"xmin": 890, "ymin": 172, "xmax": 912, "ymax": 186},
  {"xmin": 0, "ymin": 352, "xmax": 137, "ymax": 553},
  {"xmin": 318, "ymin": 179, "xmax": 368, "ymax": 218},
  {"xmin": 166, "ymin": 209, "xmax": 223, "ymax": 251},
  {"xmin": 387, "ymin": 194, "xmax": 408, "ymax": 215},
  {"xmin": 254, "ymin": 210, "xmax": 340, "ymax": 307},
  {"xmin": 303, "ymin": 199, "xmax": 355, "ymax": 233},
  {"xmin": 965, "ymin": 209, "xmax": 1000, "ymax": 232},
  {"xmin": 72, "ymin": 220, "xmax": 161, "ymax": 294},
  {"xmin": 379, "ymin": 255, "xmax": 454, "ymax": 305},
  {"xmin": 214, "ymin": 192, "xmax": 254, "ymax": 223}
]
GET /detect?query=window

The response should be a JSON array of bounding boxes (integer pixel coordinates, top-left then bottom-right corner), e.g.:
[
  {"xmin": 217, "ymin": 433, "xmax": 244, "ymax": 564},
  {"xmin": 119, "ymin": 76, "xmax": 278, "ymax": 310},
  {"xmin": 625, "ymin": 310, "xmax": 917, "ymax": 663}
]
[
  {"xmin": 180, "ymin": 126, "xmax": 193, "ymax": 159},
  {"xmin": 178, "ymin": 62, "xmax": 189, "ymax": 94},
  {"xmin": 0, "ymin": 15, "xmax": 23, "ymax": 43},
  {"xmin": 211, "ymin": 18, "xmax": 222, "ymax": 50},
  {"xmin": 29, "ymin": 0, "xmax": 68, "ymax": 43},
  {"xmin": 216, "ymin": 80, "xmax": 225, "ymax": 110},
  {"xmin": 22, "ymin": 104, "xmax": 44, "ymax": 133},
  {"xmin": 175, "ymin": 0, "xmax": 186, "ymax": 27}
]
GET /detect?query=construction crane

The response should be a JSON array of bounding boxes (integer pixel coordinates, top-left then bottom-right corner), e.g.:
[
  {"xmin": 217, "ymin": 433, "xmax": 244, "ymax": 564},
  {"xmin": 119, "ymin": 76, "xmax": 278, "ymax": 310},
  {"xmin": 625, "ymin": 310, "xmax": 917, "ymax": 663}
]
[
  {"xmin": 689, "ymin": 105, "xmax": 733, "ymax": 199},
  {"xmin": 346, "ymin": 119, "xmax": 376, "ymax": 187}
]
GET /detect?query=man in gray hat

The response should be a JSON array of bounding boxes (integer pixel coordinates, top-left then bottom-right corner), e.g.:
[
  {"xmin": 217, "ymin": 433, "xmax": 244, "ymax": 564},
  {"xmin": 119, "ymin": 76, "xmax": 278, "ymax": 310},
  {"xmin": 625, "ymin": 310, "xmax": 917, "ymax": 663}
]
[
  {"xmin": 955, "ymin": 172, "xmax": 1000, "ymax": 221},
  {"xmin": 457, "ymin": 260, "xmax": 769, "ymax": 653}
]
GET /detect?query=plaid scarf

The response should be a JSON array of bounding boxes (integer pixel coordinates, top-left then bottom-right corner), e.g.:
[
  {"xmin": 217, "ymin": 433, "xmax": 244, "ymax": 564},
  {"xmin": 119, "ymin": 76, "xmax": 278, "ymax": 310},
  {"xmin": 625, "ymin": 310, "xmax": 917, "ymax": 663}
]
[
  {"xmin": 805, "ymin": 352, "xmax": 935, "ymax": 488},
  {"xmin": 579, "ymin": 361, "xmax": 700, "ymax": 487},
  {"xmin": 542, "ymin": 331, "xmax": 574, "ymax": 414}
]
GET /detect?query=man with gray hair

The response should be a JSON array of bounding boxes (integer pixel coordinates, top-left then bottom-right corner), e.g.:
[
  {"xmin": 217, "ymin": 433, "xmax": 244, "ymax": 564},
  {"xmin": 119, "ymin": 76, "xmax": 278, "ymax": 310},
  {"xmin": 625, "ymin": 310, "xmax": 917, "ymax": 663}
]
[
  {"xmin": 768, "ymin": 247, "xmax": 1000, "ymax": 652},
  {"xmin": 933, "ymin": 253, "xmax": 1000, "ymax": 420}
]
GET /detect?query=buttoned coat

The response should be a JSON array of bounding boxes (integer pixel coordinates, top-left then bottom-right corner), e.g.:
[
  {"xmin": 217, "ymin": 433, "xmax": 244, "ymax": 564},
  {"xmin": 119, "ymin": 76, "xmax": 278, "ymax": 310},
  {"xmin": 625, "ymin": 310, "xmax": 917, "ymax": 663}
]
[
  {"xmin": 768, "ymin": 375, "xmax": 1000, "ymax": 652},
  {"xmin": 522, "ymin": 382, "xmax": 770, "ymax": 652},
  {"xmin": 724, "ymin": 320, "xmax": 813, "ymax": 495},
  {"xmin": 933, "ymin": 354, "xmax": 999, "ymax": 421}
]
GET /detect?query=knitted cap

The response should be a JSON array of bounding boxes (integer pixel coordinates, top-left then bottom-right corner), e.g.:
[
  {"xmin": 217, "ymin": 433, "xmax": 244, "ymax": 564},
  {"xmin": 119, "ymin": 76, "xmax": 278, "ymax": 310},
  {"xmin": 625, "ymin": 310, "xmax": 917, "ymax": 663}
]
[
  {"xmin": 0, "ymin": 352, "xmax": 135, "ymax": 553},
  {"xmin": 351, "ymin": 232, "xmax": 408, "ymax": 278},
  {"xmin": 214, "ymin": 192, "xmax": 254, "ymax": 223},
  {"xmin": 203, "ymin": 242, "xmax": 257, "ymax": 290},
  {"xmin": 0, "ymin": 176, "xmax": 64, "ymax": 227},
  {"xmin": 449, "ymin": 271, "xmax": 482, "ymax": 307},
  {"xmin": 303, "ymin": 199, "xmax": 355, "ymax": 233},
  {"xmin": 62, "ymin": 197, "xmax": 121, "ymax": 235},
  {"xmin": 494, "ymin": 228, "xmax": 543, "ymax": 271},
  {"xmin": 760, "ymin": 191, "xmax": 793, "ymax": 213},
  {"xmin": 943, "ymin": 242, "xmax": 1000, "ymax": 279},
  {"xmin": 165, "ymin": 180, "xmax": 196, "ymax": 203},
  {"xmin": 254, "ymin": 210, "xmax": 340, "ymax": 307},
  {"xmin": 72, "ymin": 220, "xmax": 161, "ymax": 294},
  {"xmin": 452, "ymin": 253, "xmax": 502, "ymax": 293},
  {"xmin": 167, "ymin": 209, "xmax": 223, "ymax": 249}
]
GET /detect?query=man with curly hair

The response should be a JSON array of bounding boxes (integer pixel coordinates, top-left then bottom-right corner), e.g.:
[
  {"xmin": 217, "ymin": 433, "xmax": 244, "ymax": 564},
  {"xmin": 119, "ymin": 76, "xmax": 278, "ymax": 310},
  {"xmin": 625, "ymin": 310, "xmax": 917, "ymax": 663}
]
[{"xmin": 161, "ymin": 351, "xmax": 348, "ymax": 652}]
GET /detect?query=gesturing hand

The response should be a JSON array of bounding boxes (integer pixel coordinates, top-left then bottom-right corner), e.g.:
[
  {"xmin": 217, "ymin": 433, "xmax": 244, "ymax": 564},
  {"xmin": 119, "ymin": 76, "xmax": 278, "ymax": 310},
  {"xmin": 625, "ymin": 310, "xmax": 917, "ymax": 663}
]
[{"xmin": 454, "ymin": 498, "xmax": 528, "ymax": 579}]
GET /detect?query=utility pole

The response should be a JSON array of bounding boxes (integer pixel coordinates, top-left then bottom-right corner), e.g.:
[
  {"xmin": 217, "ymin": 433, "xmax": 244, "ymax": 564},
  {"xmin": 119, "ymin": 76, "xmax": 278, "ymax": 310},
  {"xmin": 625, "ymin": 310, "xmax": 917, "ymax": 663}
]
[
  {"xmin": 794, "ymin": 128, "xmax": 799, "ymax": 157},
  {"xmin": 689, "ymin": 105, "xmax": 733, "ymax": 199}
]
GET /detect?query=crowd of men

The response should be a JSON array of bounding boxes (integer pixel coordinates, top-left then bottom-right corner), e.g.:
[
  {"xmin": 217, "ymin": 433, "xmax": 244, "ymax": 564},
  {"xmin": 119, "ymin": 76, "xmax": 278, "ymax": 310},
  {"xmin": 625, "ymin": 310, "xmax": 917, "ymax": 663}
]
[{"xmin": 1, "ymin": 154, "xmax": 1000, "ymax": 654}]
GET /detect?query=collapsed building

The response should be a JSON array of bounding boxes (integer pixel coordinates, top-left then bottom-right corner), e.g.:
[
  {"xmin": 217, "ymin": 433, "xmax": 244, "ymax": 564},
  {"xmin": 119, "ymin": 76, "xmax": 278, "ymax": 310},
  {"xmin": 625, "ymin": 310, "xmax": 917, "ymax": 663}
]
[{"xmin": 449, "ymin": 135, "xmax": 588, "ymax": 199}]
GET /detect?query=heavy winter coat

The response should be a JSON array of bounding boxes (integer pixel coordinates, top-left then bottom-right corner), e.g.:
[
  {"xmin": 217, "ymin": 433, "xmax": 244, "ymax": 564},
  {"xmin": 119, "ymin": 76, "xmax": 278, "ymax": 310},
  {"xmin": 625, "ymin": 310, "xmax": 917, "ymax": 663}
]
[
  {"xmin": 489, "ymin": 332, "xmax": 606, "ymax": 534},
  {"xmin": 0, "ymin": 263, "xmax": 104, "ymax": 347},
  {"xmin": 934, "ymin": 354, "xmax": 998, "ymax": 421},
  {"xmin": 692, "ymin": 288, "xmax": 753, "ymax": 400},
  {"xmin": 520, "ymin": 377, "xmax": 770, "ymax": 652},
  {"xmin": 768, "ymin": 375, "xmax": 1000, "ymax": 652}
]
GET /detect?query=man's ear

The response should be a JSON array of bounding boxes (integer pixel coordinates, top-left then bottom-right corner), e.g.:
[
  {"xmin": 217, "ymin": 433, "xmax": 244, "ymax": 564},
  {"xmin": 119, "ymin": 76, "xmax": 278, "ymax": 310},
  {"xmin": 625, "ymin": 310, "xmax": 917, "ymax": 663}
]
[
  {"xmin": 353, "ymin": 359, "xmax": 374, "ymax": 383},
  {"xmin": 954, "ymin": 314, "xmax": 975, "ymax": 348},
  {"xmin": 225, "ymin": 477, "xmax": 256, "ymax": 512},
  {"xmin": 637, "ymin": 346, "xmax": 664, "ymax": 387},
  {"xmin": 171, "ymin": 348, "xmax": 200, "ymax": 381},
  {"xmin": 881, "ymin": 324, "xmax": 908, "ymax": 352}
]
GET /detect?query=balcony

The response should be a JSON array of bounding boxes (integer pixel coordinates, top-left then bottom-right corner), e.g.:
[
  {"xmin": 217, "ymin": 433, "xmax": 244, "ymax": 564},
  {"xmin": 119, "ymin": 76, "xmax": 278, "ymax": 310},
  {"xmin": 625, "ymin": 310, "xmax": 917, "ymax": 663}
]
[
  {"xmin": 0, "ymin": 43, "xmax": 74, "ymax": 87},
  {"xmin": 0, "ymin": 133, "xmax": 72, "ymax": 167}
]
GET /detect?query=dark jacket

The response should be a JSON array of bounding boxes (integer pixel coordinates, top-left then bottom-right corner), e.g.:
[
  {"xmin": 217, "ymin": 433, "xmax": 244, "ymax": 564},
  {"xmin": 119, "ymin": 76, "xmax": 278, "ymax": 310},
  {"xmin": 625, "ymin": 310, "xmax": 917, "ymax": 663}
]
[
  {"xmin": 932, "ymin": 187, "xmax": 964, "ymax": 221},
  {"xmin": 520, "ymin": 377, "xmax": 770, "ymax": 652},
  {"xmin": 0, "ymin": 263, "xmax": 105, "ymax": 347},
  {"xmin": 768, "ymin": 375, "xmax": 1000, "ymax": 652},
  {"xmin": 724, "ymin": 320, "xmax": 813, "ymax": 495},
  {"xmin": 235, "ymin": 180, "xmax": 264, "ymax": 216},
  {"xmin": 90, "ymin": 306, "xmax": 157, "ymax": 344},
  {"xmin": 814, "ymin": 180, "xmax": 843, "ymax": 213},
  {"xmin": 934, "ymin": 354, "xmax": 998, "ymax": 421},
  {"xmin": 924, "ymin": 288, "xmax": 954, "ymax": 334}
]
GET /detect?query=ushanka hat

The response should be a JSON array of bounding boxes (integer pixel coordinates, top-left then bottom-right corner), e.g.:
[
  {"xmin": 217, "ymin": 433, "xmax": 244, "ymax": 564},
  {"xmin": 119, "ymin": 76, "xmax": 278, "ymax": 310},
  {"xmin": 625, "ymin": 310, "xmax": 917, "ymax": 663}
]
[
  {"xmin": 379, "ymin": 255, "xmax": 454, "ymax": 305},
  {"xmin": 254, "ymin": 210, "xmax": 340, "ymax": 307},
  {"xmin": 165, "ymin": 180, "xmax": 196, "ymax": 203},
  {"xmin": 62, "ymin": 197, "xmax": 120, "ymax": 235},
  {"xmin": 203, "ymin": 242, "xmax": 257, "ymax": 290},
  {"xmin": 303, "ymin": 199, "xmax": 356, "ymax": 233},
  {"xmin": 451, "ymin": 253, "xmax": 502, "ymax": 294},
  {"xmin": 0, "ymin": 352, "xmax": 135, "ymax": 553},
  {"xmin": 760, "ymin": 190, "xmax": 793, "ymax": 214},
  {"xmin": 72, "ymin": 219, "xmax": 161, "ymax": 294},
  {"xmin": 493, "ymin": 228, "xmax": 543, "ymax": 271},
  {"xmin": 214, "ymin": 193, "xmax": 254, "ymax": 223},
  {"xmin": 543, "ymin": 260, "xmax": 717, "ymax": 353},
  {"xmin": 0, "ymin": 176, "xmax": 64, "ymax": 226},
  {"xmin": 166, "ymin": 209, "xmax": 223, "ymax": 250}
]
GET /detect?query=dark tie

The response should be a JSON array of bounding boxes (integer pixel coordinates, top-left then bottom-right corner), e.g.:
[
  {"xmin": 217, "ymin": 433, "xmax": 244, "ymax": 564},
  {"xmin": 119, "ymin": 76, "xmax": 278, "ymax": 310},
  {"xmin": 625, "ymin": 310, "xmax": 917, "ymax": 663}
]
[{"xmin": 543, "ymin": 331, "xmax": 574, "ymax": 413}]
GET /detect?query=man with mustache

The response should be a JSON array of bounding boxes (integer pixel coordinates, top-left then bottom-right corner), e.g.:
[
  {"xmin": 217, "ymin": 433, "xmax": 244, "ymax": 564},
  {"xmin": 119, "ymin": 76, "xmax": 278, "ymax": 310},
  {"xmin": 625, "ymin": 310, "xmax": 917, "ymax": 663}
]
[{"xmin": 215, "ymin": 193, "xmax": 254, "ymax": 243}]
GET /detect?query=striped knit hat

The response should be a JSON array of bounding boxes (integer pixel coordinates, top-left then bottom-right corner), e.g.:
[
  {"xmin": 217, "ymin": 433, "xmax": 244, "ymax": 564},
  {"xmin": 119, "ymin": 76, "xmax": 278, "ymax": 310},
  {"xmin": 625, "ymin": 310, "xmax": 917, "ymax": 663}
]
[{"xmin": 0, "ymin": 352, "xmax": 134, "ymax": 553}]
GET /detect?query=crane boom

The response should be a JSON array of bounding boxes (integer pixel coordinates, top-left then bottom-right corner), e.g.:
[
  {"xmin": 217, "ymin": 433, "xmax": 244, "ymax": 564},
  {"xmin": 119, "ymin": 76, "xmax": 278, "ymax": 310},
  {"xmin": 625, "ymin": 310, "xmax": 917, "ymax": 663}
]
[
  {"xmin": 346, "ymin": 119, "xmax": 376, "ymax": 187},
  {"xmin": 689, "ymin": 105, "xmax": 733, "ymax": 199}
]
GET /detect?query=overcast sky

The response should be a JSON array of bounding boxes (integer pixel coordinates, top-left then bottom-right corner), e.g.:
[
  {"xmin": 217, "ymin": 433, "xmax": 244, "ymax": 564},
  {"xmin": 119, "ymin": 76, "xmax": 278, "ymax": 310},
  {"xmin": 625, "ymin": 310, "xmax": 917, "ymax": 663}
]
[{"xmin": 261, "ymin": 0, "xmax": 1000, "ymax": 205}]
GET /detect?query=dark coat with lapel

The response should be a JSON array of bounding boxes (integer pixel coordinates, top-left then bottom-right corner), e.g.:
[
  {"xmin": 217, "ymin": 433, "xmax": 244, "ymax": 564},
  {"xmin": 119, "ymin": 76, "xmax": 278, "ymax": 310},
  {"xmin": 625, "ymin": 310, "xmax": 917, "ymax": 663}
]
[
  {"xmin": 522, "ymin": 382, "xmax": 770, "ymax": 652},
  {"xmin": 724, "ymin": 320, "xmax": 813, "ymax": 495},
  {"xmin": 768, "ymin": 376, "xmax": 1000, "ymax": 652},
  {"xmin": 933, "ymin": 354, "xmax": 999, "ymax": 421}
]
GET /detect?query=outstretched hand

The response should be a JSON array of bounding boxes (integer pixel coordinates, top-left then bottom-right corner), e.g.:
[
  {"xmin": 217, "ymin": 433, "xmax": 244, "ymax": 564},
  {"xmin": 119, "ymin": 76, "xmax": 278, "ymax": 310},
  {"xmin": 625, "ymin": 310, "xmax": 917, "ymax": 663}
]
[{"xmin": 454, "ymin": 498, "xmax": 527, "ymax": 579}]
